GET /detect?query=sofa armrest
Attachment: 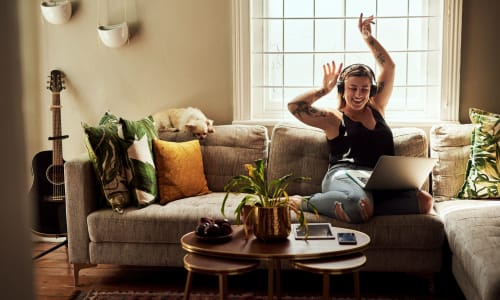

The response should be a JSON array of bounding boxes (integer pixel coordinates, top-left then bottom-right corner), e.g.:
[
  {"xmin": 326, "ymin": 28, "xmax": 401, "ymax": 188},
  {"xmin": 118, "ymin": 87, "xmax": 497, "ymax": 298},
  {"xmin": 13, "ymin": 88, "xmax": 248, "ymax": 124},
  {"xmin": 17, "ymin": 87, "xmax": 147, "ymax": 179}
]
[{"xmin": 64, "ymin": 154, "xmax": 100, "ymax": 264}]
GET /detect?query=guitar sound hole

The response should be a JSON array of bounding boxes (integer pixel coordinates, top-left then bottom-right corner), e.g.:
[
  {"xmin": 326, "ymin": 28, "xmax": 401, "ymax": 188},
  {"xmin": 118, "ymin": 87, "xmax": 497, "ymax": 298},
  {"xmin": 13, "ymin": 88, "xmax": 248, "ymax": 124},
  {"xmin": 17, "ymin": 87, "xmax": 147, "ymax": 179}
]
[{"xmin": 46, "ymin": 164, "xmax": 65, "ymax": 185}]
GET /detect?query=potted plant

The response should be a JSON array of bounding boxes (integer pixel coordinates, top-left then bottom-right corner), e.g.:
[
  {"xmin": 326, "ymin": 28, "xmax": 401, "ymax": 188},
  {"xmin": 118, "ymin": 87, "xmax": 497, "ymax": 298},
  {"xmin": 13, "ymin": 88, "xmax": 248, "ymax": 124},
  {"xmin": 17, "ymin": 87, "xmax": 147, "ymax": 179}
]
[{"xmin": 221, "ymin": 159, "xmax": 318, "ymax": 241}]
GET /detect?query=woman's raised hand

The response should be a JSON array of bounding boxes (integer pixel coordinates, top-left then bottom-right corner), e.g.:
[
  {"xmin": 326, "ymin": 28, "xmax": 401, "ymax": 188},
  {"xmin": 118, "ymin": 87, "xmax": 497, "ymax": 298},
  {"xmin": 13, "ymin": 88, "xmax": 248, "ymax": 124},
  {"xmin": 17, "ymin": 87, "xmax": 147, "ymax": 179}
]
[
  {"xmin": 358, "ymin": 13, "xmax": 375, "ymax": 40},
  {"xmin": 322, "ymin": 60, "xmax": 343, "ymax": 94}
]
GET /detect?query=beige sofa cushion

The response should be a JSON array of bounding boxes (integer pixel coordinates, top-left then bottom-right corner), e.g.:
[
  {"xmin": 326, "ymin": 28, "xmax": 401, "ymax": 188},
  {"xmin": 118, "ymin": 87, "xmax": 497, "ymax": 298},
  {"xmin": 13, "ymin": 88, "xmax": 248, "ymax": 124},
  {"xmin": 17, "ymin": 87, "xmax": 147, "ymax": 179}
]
[
  {"xmin": 268, "ymin": 123, "xmax": 329, "ymax": 195},
  {"xmin": 430, "ymin": 124, "xmax": 474, "ymax": 199},
  {"xmin": 87, "ymin": 193, "xmax": 245, "ymax": 244}
]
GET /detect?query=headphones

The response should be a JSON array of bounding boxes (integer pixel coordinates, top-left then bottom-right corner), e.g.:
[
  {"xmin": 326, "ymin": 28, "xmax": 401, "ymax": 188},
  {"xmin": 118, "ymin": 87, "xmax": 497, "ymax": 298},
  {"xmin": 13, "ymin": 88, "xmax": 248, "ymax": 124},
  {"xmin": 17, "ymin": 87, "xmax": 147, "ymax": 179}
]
[{"xmin": 337, "ymin": 64, "xmax": 377, "ymax": 97}]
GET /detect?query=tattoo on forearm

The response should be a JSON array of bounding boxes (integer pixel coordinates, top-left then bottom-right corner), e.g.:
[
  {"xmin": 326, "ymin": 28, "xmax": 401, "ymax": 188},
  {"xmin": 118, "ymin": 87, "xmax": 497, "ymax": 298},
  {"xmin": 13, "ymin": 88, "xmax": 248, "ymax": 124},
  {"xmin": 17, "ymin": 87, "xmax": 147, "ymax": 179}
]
[
  {"xmin": 376, "ymin": 52, "xmax": 386, "ymax": 65},
  {"xmin": 315, "ymin": 88, "xmax": 326, "ymax": 98},
  {"xmin": 291, "ymin": 101, "xmax": 327, "ymax": 117},
  {"xmin": 368, "ymin": 38, "xmax": 386, "ymax": 65},
  {"xmin": 377, "ymin": 82, "xmax": 385, "ymax": 94}
]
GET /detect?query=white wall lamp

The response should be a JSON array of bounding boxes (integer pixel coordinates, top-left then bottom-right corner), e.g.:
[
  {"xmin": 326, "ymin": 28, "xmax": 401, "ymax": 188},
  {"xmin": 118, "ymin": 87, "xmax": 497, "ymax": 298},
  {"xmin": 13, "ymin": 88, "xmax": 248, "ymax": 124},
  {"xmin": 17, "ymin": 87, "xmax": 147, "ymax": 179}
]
[{"xmin": 40, "ymin": 0, "xmax": 72, "ymax": 25}]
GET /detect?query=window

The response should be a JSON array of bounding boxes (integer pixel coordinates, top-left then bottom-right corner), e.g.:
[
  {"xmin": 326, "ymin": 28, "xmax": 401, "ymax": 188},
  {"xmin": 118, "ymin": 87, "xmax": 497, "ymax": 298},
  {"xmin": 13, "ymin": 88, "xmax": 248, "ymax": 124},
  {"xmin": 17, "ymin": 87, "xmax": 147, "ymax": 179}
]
[{"xmin": 232, "ymin": 0, "xmax": 462, "ymax": 124}]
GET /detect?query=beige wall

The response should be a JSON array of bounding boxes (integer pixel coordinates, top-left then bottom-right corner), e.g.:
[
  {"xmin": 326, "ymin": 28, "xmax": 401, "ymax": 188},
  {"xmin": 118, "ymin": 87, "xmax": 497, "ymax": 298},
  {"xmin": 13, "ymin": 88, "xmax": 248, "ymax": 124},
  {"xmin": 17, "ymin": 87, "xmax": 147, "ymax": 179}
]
[
  {"xmin": 26, "ymin": 0, "xmax": 232, "ymax": 161},
  {"xmin": 459, "ymin": 0, "xmax": 500, "ymax": 122},
  {"xmin": 22, "ymin": 0, "xmax": 500, "ymax": 160}
]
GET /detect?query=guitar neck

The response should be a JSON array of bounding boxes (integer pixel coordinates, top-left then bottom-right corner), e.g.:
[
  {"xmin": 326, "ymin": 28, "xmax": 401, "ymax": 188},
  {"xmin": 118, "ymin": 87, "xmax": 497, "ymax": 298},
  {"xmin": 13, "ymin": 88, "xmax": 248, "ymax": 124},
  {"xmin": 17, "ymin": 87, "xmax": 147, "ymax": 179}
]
[
  {"xmin": 47, "ymin": 69, "xmax": 67, "ymax": 166},
  {"xmin": 51, "ymin": 93, "xmax": 64, "ymax": 166}
]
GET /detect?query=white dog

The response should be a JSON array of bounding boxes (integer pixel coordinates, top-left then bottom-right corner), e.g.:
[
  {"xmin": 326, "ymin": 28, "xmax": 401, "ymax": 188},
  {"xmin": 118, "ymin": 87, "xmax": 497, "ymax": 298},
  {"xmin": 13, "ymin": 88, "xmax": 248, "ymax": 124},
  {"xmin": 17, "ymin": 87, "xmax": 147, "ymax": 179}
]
[{"xmin": 152, "ymin": 107, "xmax": 214, "ymax": 139}]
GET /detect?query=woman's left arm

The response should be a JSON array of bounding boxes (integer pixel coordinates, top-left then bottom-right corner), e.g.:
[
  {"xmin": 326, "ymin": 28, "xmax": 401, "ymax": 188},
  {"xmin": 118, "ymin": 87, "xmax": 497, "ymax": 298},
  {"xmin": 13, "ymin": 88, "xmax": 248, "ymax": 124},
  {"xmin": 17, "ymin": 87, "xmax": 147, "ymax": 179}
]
[{"xmin": 359, "ymin": 13, "xmax": 395, "ymax": 112}]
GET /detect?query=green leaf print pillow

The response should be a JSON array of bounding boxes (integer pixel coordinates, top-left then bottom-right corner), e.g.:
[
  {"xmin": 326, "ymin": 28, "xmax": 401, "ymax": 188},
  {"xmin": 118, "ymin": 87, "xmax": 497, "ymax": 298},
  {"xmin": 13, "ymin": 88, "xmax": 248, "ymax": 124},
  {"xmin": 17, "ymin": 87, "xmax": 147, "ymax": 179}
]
[
  {"xmin": 457, "ymin": 108, "xmax": 500, "ymax": 199},
  {"xmin": 83, "ymin": 112, "xmax": 131, "ymax": 213},
  {"xmin": 119, "ymin": 115, "xmax": 159, "ymax": 206}
]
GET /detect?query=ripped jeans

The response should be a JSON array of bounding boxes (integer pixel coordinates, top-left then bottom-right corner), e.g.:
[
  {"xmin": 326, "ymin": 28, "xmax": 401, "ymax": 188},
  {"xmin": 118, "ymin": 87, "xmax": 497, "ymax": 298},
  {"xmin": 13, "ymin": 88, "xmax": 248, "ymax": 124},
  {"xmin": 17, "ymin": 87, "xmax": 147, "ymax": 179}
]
[{"xmin": 301, "ymin": 164, "xmax": 420, "ymax": 224}]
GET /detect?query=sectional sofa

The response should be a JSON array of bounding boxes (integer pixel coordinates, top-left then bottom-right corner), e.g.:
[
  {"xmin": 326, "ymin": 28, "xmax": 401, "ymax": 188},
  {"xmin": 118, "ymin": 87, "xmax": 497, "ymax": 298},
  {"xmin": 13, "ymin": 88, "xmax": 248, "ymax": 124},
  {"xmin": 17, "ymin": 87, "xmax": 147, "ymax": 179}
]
[
  {"xmin": 430, "ymin": 123, "xmax": 500, "ymax": 300},
  {"xmin": 64, "ymin": 122, "xmax": 500, "ymax": 300}
]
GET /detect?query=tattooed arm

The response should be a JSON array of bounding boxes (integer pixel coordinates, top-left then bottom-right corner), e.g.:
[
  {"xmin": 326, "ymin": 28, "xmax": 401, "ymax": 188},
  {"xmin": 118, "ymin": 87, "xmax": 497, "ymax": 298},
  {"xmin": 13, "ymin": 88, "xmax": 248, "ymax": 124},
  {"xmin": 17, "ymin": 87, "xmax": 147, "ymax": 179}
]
[
  {"xmin": 359, "ymin": 13, "xmax": 395, "ymax": 112},
  {"xmin": 288, "ymin": 61, "xmax": 343, "ymax": 139}
]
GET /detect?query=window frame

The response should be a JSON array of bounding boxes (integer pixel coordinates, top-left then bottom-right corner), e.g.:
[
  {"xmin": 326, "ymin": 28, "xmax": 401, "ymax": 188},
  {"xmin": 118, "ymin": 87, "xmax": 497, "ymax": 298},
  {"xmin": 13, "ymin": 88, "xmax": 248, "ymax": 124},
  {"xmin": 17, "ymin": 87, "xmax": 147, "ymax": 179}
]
[{"xmin": 231, "ymin": 0, "xmax": 462, "ymax": 125}]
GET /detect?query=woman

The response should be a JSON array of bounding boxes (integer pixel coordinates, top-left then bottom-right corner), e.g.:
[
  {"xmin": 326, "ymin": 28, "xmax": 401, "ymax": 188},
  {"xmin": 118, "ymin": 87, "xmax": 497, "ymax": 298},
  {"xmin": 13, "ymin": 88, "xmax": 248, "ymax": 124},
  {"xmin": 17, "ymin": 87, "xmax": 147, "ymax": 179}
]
[{"xmin": 288, "ymin": 13, "xmax": 433, "ymax": 223}]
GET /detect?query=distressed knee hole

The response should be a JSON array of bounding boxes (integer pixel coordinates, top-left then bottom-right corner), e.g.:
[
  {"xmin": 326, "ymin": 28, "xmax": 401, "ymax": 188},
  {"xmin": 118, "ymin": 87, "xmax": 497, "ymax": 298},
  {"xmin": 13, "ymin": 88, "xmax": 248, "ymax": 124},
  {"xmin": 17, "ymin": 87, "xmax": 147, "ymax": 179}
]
[{"xmin": 334, "ymin": 201, "xmax": 351, "ymax": 222}]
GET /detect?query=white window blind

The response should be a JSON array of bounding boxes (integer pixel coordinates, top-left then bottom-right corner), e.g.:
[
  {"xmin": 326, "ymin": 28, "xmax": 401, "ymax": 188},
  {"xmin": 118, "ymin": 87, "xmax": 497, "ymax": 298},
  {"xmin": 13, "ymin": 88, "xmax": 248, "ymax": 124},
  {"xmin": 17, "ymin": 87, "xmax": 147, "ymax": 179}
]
[{"xmin": 232, "ymin": 0, "xmax": 462, "ymax": 124}]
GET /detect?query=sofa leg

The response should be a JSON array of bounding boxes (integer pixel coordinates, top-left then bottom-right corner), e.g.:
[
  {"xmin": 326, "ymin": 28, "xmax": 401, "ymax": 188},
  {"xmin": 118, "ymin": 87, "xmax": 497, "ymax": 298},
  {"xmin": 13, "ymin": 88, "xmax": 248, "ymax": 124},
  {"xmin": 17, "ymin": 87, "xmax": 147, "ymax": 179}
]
[{"xmin": 73, "ymin": 263, "xmax": 97, "ymax": 287}]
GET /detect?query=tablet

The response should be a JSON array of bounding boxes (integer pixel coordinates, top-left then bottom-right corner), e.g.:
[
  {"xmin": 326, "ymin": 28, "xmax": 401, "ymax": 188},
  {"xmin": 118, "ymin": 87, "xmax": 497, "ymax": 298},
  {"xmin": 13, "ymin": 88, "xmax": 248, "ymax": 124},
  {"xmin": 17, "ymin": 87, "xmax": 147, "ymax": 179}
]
[{"xmin": 292, "ymin": 223, "xmax": 335, "ymax": 240}]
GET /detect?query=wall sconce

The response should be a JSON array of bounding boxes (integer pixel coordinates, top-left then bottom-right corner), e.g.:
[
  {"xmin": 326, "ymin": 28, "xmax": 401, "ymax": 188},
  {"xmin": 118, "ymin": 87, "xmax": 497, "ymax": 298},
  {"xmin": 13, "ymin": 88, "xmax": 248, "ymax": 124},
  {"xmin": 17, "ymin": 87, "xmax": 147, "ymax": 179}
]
[
  {"xmin": 97, "ymin": 22, "xmax": 129, "ymax": 48},
  {"xmin": 40, "ymin": 0, "xmax": 72, "ymax": 25}
]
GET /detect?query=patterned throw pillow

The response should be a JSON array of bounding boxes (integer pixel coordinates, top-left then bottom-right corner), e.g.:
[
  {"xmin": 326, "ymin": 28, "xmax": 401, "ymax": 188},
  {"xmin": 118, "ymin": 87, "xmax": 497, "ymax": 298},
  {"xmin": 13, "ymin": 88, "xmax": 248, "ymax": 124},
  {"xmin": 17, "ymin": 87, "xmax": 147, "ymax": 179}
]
[
  {"xmin": 82, "ymin": 112, "xmax": 131, "ymax": 213},
  {"xmin": 119, "ymin": 116, "xmax": 159, "ymax": 206},
  {"xmin": 153, "ymin": 139, "xmax": 211, "ymax": 204},
  {"xmin": 457, "ymin": 108, "xmax": 500, "ymax": 199}
]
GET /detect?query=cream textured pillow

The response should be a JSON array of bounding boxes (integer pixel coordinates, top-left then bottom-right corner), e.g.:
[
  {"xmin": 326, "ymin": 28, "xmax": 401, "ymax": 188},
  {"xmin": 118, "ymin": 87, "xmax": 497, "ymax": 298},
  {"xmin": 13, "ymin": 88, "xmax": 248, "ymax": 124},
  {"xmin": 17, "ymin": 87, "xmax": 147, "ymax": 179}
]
[
  {"xmin": 457, "ymin": 108, "xmax": 500, "ymax": 199},
  {"xmin": 430, "ymin": 123, "xmax": 473, "ymax": 199},
  {"xmin": 153, "ymin": 139, "xmax": 211, "ymax": 204}
]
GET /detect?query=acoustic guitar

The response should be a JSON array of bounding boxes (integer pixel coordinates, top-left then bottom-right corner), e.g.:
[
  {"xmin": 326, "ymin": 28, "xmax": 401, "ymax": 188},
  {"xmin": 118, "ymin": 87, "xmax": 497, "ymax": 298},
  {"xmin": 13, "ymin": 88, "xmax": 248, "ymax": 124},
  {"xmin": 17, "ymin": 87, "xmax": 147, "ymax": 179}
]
[{"xmin": 30, "ymin": 70, "xmax": 68, "ymax": 236}]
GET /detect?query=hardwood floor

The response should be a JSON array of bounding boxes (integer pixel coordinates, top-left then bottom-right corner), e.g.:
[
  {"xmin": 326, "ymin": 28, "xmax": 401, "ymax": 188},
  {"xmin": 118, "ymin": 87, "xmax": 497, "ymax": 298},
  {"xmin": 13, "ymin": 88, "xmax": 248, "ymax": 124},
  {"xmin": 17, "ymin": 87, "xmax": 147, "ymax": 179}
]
[
  {"xmin": 33, "ymin": 241, "xmax": 188, "ymax": 300},
  {"xmin": 33, "ymin": 241, "xmax": 74, "ymax": 300},
  {"xmin": 33, "ymin": 241, "xmax": 466, "ymax": 300}
]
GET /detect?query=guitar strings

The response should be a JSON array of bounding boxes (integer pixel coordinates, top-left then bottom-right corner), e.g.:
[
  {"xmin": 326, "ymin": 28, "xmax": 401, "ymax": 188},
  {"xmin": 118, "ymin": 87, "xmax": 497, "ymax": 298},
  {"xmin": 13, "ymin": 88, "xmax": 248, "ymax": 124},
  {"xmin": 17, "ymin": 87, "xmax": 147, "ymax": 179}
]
[
  {"xmin": 48, "ymin": 71, "xmax": 65, "ymax": 202},
  {"xmin": 51, "ymin": 88, "xmax": 64, "ymax": 201}
]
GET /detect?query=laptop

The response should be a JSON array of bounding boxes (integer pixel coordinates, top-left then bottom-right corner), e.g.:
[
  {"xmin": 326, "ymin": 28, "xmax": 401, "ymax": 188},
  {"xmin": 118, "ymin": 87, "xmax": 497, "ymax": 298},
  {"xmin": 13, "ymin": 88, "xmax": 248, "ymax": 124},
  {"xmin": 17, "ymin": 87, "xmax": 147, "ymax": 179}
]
[{"xmin": 346, "ymin": 155, "xmax": 437, "ymax": 190}]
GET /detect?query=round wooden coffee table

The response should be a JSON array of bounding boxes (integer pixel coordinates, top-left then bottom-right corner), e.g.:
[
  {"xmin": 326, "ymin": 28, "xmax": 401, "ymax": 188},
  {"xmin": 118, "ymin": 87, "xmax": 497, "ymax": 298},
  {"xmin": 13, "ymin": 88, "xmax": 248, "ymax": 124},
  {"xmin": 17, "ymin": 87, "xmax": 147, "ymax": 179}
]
[{"xmin": 181, "ymin": 225, "xmax": 370, "ymax": 299}]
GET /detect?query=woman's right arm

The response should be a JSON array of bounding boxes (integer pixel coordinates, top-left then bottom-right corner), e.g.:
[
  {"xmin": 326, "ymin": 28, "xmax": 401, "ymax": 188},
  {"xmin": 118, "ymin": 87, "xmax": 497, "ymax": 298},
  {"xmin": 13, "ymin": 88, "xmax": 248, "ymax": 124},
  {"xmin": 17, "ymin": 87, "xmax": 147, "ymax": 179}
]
[
  {"xmin": 359, "ymin": 13, "xmax": 395, "ymax": 112},
  {"xmin": 288, "ymin": 61, "xmax": 343, "ymax": 138}
]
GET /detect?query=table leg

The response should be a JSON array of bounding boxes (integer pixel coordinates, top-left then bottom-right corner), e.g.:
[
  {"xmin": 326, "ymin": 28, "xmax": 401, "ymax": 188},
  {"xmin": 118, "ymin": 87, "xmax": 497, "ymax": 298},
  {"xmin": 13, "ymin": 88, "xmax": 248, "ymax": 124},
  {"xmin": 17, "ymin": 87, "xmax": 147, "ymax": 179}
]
[
  {"xmin": 183, "ymin": 271, "xmax": 193, "ymax": 300},
  {"xmin": 219, "ymin": 274, "xmax": 228, "ymax": 300},
  {"xmin": 322, "ymin": 273, "xmax": 330, "ymax": 300},
  {"xmin": 354, "ymin": 271, "xmax": 360, "ymax": 300},
  {"xmin": 268, "ymin": 259, "xmax": 274, "ymax": 300},
  {"xmin": 275, "ymin": 259, "xmax": 281, "ymax": 299}
]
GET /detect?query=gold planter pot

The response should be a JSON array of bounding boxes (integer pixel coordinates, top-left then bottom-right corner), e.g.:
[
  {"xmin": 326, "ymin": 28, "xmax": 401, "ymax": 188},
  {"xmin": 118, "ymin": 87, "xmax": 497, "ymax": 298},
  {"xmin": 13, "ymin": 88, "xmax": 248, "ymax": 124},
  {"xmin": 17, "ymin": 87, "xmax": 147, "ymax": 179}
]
[{"xmin": 253, "ymin": 206, "xmax": 291, "ymax": 241}]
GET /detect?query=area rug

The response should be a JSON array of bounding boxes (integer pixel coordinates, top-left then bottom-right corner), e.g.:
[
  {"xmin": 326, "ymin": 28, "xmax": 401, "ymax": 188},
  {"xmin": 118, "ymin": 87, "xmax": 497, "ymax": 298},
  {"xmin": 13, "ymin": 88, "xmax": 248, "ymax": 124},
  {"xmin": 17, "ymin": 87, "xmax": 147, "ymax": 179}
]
[{"xmin": 69, "ymin": 289, "xmax": 421, "ymax": 300}]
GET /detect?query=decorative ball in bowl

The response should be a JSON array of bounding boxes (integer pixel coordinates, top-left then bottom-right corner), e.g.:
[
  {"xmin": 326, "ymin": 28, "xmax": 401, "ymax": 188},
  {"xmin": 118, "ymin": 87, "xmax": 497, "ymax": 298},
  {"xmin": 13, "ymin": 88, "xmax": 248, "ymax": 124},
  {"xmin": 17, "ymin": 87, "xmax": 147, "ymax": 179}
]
[{"xmin": 195, "ymin": 217, "xmax": 232, "ymax": 242}]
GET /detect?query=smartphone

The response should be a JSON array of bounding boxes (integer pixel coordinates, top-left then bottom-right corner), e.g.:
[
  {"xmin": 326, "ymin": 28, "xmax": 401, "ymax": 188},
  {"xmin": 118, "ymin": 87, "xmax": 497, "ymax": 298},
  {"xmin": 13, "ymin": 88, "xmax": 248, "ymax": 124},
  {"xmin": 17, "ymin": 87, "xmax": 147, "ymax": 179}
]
[{"xmin": 337, "ymin": 232, "xmax": 357, "ymax": 245}]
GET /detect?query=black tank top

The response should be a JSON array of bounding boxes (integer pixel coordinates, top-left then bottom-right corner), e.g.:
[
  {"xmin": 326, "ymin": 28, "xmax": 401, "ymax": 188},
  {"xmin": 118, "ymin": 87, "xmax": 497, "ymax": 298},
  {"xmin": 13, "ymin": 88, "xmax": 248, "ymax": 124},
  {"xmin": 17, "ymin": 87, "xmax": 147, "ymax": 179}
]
[{"xmin": 327, "ymin": 107, "xmax": 394, "ymax": 168}]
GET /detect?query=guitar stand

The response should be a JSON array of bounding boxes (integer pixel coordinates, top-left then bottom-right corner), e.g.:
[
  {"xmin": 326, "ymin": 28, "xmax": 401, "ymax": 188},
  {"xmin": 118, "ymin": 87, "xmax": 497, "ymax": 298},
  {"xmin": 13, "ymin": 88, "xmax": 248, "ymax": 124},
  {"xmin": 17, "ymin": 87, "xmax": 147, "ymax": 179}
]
[{"xmin": 33, "ymin": 235, "xmax": 68, "ymax": 260}]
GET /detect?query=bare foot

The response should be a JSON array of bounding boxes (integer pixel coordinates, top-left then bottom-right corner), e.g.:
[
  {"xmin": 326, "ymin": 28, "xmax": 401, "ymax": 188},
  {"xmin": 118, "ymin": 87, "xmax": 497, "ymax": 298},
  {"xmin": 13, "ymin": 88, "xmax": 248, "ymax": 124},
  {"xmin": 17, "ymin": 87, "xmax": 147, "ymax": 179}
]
[
  {"xmin": 417, "ymin": 190, "xmax": 434, "ymax": 213},
  {"xmin": 359, "ymin": 198, "xmax": 373, "ymax": 221},
  {"xmin": 335, "ymin": 202, "xmax": 351, "ymax": 222},
  {"xmin": 288, "ymin": 195, "xmax": 303, "ymax": 210}
]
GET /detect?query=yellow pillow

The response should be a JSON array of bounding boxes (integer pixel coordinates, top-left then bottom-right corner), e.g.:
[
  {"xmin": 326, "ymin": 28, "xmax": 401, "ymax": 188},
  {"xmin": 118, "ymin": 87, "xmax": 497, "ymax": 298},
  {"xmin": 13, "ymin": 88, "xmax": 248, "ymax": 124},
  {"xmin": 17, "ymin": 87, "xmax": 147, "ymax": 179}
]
[{"xmin": 153, "ymin": 139, "xmax": 211, "ymax": 204}]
